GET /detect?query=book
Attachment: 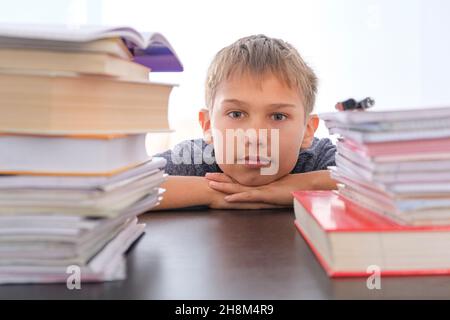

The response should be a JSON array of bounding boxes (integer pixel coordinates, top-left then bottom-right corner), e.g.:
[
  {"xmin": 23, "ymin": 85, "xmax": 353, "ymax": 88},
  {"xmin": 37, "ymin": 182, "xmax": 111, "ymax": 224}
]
[
  {"xmin": 0, "ymin": 36, "xmax": 132, "ymax": 60},
  {"xmin": 0, "ymin": 48, "xmax": 151, "ymax": 81},
  {"xmin": 331, "ymin": 162, "xmax": 450, "ymax": 225},
  {"xmin": 0, "ymin": 168, "xmax": 166, "ymax": 218},
  {"xmin": 0, "ymin": 179, "xmax": 161, "ymax": 284},
  {"xmin": 337, "ymin": 184, "xmax": 450, "ymax": 226},
  {"xmin": 0, "ymin": 189, "xmax": 161, "ymax": 243},
  {"xmin": 336, "ymin": 139, "xmax": 450, "ymax": 171},
  {"xmin": 293, "ymin": 190, "xmax": 450, "ymax": 277},
  {"xmin": 0, "ymin": 23, "xmax": 183, "ymax": 72},
  {"xmin": 321, "ymin": 106, "xmax": 450, "ymax": 228},
  {"xmin": 0, "ymin": 216, "xmax": 132, "ymax": 265},
  {"xmin": 335, "ymin": 153, "xmax": 450, "ymax": 183},
  {"xmin": 328, "ymin": 126, "xmax": 450, "ymax": 143},
  {"xmin": 0, "ymin": 23, "xmax": 176, "ymax": 285},
  {"xmin": 0, "ymin": 133, "xmax": 150, "ymax": 175},
  {"xmin": 331, "ymin": 166, "xmax": 450, "ymax": 195},
  {"xmin": 320, "ymin": 105, "xmax": 450, "ymax": 124},
  {"xmin": 321, "ymin": 107, "xmax": 450, "ymax": 143},
  {"xmin": 0, "ymin": 157, "xmax": 166, "ymax": 189},
  {"xmin": 338, "ymin": 137, "xmax": 450, "ymax": 158},
  {"xmin": 323, "ymin": 116, "xmax": 450, "ymax": 132},
  {"xmin": 0, "ymin": 73, "xmax": 173, "ymax": 134},
  {"xmin": 0, "ymin": 218, "xmax": 145, "ymax": 284}
]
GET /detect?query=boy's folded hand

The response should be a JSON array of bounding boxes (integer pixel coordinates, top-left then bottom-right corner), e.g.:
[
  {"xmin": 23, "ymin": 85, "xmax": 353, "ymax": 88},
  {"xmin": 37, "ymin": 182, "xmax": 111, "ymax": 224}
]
[
  {"xmin": 205, "ymin": 171, "xmax": 336, "ymax": 207},
  {"xmin": 205, "ymin": 172, "xmax": 295, "ymax": 207},
  {"xmin": 208, "ymin": 195, "xmax": 285, "ymax": 210},
  {"xmin": 204, "ymin": 173, "xmax": 285, "ymax": 209}
]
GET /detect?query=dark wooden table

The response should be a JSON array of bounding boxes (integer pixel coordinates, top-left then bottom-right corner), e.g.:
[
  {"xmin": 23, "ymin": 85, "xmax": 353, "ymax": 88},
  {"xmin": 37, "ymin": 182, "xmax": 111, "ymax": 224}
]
[{"xmin": 1, "ymin": 208, "xmax": 450, "ymax": 299}]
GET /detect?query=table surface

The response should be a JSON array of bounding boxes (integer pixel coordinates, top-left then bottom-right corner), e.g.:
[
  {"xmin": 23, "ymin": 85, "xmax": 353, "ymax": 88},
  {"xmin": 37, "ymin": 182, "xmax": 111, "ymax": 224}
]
[{"xmin": 1, "ymin": 208, "xmax": 450, "ymax": 299}]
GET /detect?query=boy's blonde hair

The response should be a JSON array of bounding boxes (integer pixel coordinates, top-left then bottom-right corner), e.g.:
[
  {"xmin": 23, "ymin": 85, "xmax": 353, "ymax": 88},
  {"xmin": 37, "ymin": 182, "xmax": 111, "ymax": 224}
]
[{"xmin": 205, "ymin": 34, "xmax": 318, "ymax": 115}]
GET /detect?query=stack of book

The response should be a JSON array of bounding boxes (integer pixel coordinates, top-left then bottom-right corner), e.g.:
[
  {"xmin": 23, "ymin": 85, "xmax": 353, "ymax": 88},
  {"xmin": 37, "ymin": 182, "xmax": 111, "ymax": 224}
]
[
  {"xmin": 293, "ymin": 106, "xmax": 450, "ymax": 277},
  {"xmin": 0, "ymin": 24, "xmax": 182, "ymax": 284}
]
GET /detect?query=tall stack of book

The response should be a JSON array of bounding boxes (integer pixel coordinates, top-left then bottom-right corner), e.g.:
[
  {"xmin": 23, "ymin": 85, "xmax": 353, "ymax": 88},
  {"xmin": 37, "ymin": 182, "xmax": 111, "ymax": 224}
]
[
  {"xmin": 0, "ymin": 24, "xmax": 182, "ymax": 284},
  {"xmin": 293, "ymin": 106, "xmax": 450, "ymax": 277}
]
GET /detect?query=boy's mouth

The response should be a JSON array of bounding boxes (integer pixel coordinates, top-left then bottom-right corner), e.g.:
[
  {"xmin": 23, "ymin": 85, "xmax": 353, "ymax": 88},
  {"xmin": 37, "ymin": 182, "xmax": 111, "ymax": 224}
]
[{"xmin": 237, "ymin": 155, "xmax": 272, "ymax": 169}]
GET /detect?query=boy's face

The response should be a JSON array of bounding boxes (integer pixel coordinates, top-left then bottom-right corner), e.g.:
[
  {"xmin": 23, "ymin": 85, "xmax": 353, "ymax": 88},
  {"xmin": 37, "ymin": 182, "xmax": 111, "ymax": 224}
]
[{"xmin": 200, "ymin": 72, "xmax": 318, "ymax": 186}]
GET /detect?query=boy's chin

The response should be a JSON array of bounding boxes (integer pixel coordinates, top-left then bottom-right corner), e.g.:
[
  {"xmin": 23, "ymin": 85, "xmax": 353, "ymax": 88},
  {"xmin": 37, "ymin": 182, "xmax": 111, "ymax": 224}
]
[{"xmin": 228, "ymin": 169, "xmax": 282, "ymax": 186}]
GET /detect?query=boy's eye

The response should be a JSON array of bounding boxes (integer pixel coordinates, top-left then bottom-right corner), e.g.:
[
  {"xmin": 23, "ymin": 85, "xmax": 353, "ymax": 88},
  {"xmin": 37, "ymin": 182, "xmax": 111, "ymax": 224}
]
[
  {"xmin": 271, "ymin": 113, "xmax": 287, "ymax": 121},
  {"xmin": 227, "ymin": 111, "xmax": 245, "ymax": 119}
]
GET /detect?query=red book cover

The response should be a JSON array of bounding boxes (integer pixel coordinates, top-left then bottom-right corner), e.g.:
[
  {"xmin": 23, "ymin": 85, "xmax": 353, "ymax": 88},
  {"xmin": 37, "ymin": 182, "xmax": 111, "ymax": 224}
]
[
  {"xmin": 343, "ymin": 137, "xmax": 450, "ymax": 157},
  {"xmin": 293, "ymin": 190, "xmax": 450, "ymax": 277}
]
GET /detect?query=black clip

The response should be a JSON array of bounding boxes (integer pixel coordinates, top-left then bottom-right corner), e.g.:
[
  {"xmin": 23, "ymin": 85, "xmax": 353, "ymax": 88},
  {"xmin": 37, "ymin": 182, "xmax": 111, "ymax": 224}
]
[{"xmin": 335, "ymin": 97, "xmax": 375, "ymax": 111}]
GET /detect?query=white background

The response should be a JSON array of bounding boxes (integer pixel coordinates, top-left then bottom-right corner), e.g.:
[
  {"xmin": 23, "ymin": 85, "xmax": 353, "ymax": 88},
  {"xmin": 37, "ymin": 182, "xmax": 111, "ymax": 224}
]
[{"xmin": 1, "ymin": 0, "xmax": 449, "ymax": 153}]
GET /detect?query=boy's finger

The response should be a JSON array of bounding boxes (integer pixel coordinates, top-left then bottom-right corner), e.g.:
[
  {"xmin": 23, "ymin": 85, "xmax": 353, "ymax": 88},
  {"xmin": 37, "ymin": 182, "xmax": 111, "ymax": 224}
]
[
  {"xmin": 204, "ymin": 172, "xmax": 233, "ymax": 183},
  {"xmin": 230, "ymin": 202, "xmax": 284, "ymax": 210},
  {"xmin": 224, "ymin": 190, "xmax": 264, "ymax": 203},
  {"xmin": 208, "ymin": 181, "xmax": 246, "ymax": 194}
]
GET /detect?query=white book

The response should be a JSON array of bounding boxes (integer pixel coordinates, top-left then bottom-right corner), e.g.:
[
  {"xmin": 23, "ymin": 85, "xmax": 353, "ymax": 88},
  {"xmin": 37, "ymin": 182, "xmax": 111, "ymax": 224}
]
[
  {"xmin": 0, "ymin": 133, "xmax": 149, "ymax": 175},
  {"xmin": 323, "ymin": 116, "xmax": 450, "ymax": 133},
  {"xmin": 0, "ymin": 157, "xmax": 166, "ymax": 189},
  {"xmin": 336, "ymin": 141, "xmax": 450, "ymax": 172},
  {"xmin": 0, "ymin": 218, "xmax": 129, "ymax": 265},
  {"xmin": 0, "ymin": 219, "xmax": 145, "ymax": 284},
  {"xmin": 328, "ymin": 126, "xmax": 450, "ymax": 143},
  {"xmin": 0, "ymin": 174, "xmax": 165, "ymax": 218},
  {"xmin": 331, "ymin": 166, "xmax": 450, "ymax": 195},
  {"xmin": 0, "ymin": 219, "xmax": 124, "ymax": 260},
  {"xmin": 0, "ymin": 188, "xmax": 161, "ymax": 244},
  {"xmin": 0, "ymin": 215, "xmax": 93, "ymax": 230},
  {"xmin": 338, "ymin": 186, "xmax": 450, "ymax": 226},
  {"xmin": 0, "ymin": 179, "xmax": 163, "ymax": 217},
  {"xmin": 0, "ymin": 23, "xmax": 183, "ymax": 72},
  {"xmin": 336, "ymin": 153, "xmax": 450, "ymax": 183},
  {"xmin": 320, "ymin": 105, "xmax": 450, "ymax": 124},
  {"xmin": 0, "ymin": 169, "xmax": 165, "ymax": 202}
]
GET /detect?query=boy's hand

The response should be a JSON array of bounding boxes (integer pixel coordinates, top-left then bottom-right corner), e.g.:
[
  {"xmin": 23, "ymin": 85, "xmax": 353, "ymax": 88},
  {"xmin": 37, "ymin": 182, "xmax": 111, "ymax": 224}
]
[
  {"xmin": 205, "ymin": 171, "xmax": 337, "ymax": 207},
  {"xmin": 205, "ymin": 175, "xmax": 285, "ymax": 209},
  {"xmin": 206, "ymin": 172, "xmax": 296, "ymax": 206},
  {"xmin": 208, "ymin": 193, "xmax": 286, "ymax": 210},
  {"xmin": 154, "ymin": 175, "xmax": 286, "ymax": 210}
]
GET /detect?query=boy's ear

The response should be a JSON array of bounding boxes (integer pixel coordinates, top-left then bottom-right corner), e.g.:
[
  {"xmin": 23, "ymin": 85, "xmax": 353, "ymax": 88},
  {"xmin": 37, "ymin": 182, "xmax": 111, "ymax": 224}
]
[
  {"xmin": 301, "ymin": 114, "xmax": 319, "ymax": 149},
  {"xmin": 198, "ymin": 108, "xmax": 213, "ymax": 144}
]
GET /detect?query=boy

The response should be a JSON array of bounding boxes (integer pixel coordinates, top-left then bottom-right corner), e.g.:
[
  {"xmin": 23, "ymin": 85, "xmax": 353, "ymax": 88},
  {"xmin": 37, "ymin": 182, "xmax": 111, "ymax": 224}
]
[{"xmin": 154, "ymin": 34, "xmax": 337, "ymax": 210}]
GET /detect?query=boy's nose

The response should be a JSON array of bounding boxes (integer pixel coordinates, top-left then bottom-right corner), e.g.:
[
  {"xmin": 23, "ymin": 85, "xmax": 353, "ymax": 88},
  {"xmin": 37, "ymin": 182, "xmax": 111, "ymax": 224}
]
[
  {"xmin": 244, "ymin": 129, "xmax": 270, "ymax": 148},
  {"xmin": 248, "ymin": 116, "xmax": 269, "ymax": 131}
]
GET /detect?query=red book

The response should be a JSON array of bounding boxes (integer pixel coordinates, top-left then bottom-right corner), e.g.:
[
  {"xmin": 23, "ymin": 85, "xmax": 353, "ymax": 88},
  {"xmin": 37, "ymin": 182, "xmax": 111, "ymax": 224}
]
[
  {"xmin": 293, "ymin": 190, "xmax": 450, "ymax": 277},
  {"xmin": 342, "ymin": 137, "xmax": 450, "ymax": 158}
]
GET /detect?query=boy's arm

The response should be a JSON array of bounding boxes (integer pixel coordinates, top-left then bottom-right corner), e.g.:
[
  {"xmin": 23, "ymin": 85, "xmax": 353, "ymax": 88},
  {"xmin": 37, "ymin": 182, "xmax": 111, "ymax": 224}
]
[
  {"xmin": 154, "ymin": 176, "xmax": 213, "ymax": 210},
  {"xmin": 205, "ymin": 170, "xmax": 337, "ymax": 207},
  {"xmin": 153, "ymin": 176, "xmax": 287, "ymax": 210}
]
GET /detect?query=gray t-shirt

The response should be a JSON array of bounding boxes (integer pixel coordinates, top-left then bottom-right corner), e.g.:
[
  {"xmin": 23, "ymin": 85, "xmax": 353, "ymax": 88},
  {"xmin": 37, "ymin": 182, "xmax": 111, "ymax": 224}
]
[{"xmin": 154, "ymin": 137, "xmax": 336, "ymax": 176}]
